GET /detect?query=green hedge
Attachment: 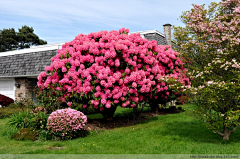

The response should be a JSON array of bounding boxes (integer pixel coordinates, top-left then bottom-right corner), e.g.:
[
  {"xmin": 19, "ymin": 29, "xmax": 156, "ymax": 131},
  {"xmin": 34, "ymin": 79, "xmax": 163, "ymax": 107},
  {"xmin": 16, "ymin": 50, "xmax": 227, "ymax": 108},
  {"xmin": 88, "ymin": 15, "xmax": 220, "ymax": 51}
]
[
  {"xmin": 0, "ymin": 103, "xmax": 27, "ymax": 119},
  {"xmin": 0, "ymin": 108, "xmax": 24, "ymax": 119}
]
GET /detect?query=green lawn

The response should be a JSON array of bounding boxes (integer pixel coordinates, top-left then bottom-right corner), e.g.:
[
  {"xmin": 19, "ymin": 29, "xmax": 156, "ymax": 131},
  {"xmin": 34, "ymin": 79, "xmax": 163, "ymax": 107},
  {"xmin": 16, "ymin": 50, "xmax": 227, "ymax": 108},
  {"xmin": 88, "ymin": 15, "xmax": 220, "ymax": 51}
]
[{"xmin": 1, "ymin": 103, "xmax": 240, "ymax": 154}]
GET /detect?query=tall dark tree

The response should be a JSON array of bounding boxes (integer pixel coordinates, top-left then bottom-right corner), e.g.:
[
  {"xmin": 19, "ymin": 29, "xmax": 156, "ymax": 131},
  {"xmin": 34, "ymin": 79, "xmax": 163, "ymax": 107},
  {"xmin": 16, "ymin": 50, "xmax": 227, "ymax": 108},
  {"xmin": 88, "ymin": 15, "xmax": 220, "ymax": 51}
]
[
  {"xmin": 0, "ymin": 25, "xmax": 47, "ymax": 52},
  {"xmin": 0, "ymin": 28, "xmax": 18, "ymax": 52},
  {"xmin": 17, "ymin": 25, "xmax": 47, "ymax": 49}
]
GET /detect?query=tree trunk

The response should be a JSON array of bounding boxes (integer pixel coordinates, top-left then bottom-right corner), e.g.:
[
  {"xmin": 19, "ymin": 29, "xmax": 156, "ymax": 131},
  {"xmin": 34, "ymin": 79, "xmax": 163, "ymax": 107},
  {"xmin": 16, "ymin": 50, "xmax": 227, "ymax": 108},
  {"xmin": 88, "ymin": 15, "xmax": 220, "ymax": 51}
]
[
  {"xmin": 215, "ymin": 126, "xmax": 237, "ymax": 141},
  {"xmin": 222, "ymin": 128, "xmax": 231, "ymax": 141},
  {"xmin": 100, "ymin": 106, "xmax": 117, "ymax": 121},
  {"xmin": 222, "ymin": 134, "xmax": 230, "ymax": 141},
  {"xmin": 150, "ymin": 100, "xmax": 159, "ymax": 114}
]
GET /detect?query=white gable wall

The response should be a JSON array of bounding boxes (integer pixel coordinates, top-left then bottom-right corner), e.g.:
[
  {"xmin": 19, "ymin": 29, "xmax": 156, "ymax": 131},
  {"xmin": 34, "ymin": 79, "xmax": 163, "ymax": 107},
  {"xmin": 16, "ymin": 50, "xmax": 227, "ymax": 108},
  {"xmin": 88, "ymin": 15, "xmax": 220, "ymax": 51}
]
[{"xmin": 0, "ymin": 78, "xmax": 15, "ymax": 101}]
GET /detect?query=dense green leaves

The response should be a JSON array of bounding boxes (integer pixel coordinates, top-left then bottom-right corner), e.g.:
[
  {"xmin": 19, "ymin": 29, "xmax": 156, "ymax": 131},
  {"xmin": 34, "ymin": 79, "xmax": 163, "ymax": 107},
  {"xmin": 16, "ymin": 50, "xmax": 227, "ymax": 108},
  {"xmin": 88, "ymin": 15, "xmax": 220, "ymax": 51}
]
[{"xmin": 0, "ymin": 25, "xmax": 47, "ymax": 52}]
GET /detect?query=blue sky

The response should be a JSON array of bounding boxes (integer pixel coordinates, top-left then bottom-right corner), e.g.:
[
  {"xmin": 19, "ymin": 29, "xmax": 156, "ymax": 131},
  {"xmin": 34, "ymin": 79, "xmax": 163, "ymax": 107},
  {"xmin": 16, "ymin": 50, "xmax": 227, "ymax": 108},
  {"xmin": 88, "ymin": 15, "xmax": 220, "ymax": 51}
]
[{"xmin": 0, "ymin": 0, "xmax": 220, "ymax": 44}]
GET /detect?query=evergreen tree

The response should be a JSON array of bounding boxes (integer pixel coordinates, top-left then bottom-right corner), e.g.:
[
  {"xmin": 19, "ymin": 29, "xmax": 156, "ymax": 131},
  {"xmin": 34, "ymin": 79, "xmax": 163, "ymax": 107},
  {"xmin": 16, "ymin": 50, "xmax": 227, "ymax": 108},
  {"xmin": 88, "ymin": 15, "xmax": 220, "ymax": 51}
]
[{"xmin": 0, "ymin": 25, "xmax": 47, "ymax": 52}]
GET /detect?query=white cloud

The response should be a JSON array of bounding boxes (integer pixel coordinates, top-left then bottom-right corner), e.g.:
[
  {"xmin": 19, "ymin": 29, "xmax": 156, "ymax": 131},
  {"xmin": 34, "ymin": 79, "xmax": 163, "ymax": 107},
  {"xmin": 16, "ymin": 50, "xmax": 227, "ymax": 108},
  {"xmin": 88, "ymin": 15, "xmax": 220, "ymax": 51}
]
[{"xmin": 0, "ymin": 0, "xmax": 220, "ymax": 44}]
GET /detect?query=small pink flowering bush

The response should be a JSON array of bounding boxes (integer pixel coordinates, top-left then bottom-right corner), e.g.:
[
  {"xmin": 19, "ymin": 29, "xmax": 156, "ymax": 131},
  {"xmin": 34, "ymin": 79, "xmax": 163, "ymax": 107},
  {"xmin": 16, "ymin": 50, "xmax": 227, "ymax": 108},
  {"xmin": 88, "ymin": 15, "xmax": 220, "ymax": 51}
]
[
  {"xmin": 47, "ymin": 108, "xmax": 87, "ymax": 140},
  {"xmin": 30, "ymin": 107, "xmax": 46, "ymax": 114},
  {"xmin": 37, "ymin": 28, "xmax": 190, "ymax": 120}
]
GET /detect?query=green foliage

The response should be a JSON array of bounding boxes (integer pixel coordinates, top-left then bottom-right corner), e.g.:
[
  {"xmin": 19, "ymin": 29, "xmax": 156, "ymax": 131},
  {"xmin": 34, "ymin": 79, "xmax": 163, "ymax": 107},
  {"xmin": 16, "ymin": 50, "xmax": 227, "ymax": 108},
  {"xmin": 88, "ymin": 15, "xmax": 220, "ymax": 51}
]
[
  {"xmin": 15, "ymin": 93, "xmax": 36, "ymax": 111},
  {"xmin": 33, "ymin": 85, "xmax": 66, "ymax": 113},
  {"xmin": 6, "ymin": 111, "xmax": 29, "ymax": 131},
  {"xmin": 38, "ymin": 129, "xmax": 53, "ymax": 141},
  {"xmin": 11, "ymin": 128, "xmax": 38, "ymax": 141},
  {"xmin": 0, "ymin": 93, "xmax": 43, "ymax": 119},
  {"xmin": 73, "ymin": 103, "xmax": 97, "ymax": 115},
  {"xmin": 0, "ymin": 106, "xmax": 24, "ymax": 119},
  {"xmin": 29, "ymin": 111, "xmax": 49, "ymax": 131},
  {"xmin": 5, "ymin": 110, "xmax": 49, "ymax": 140},
  {"xmin": 17, "ymin": 25, "xmax": 47, "ymax": 49},
  {"xmin": 173, "ymin": 0, "xmax": 240, "ymax": 140},
  {"xmin": 0, "ymin": 28, "xmax": 18, "ymax": 52},
  {"xmin": 2, "ymin": 93, "xmax": 51, "ymax": 140},
  {"xmin": 2, "ymin": 104, "xmax": 240, "ymax": 154},
  {"xmin": 34, "ymin": 84, "xmax": 96, "ymax": 115},
  {"xmin": 0, "ymin": 25, "xmax": 47, "ymax": 52}
]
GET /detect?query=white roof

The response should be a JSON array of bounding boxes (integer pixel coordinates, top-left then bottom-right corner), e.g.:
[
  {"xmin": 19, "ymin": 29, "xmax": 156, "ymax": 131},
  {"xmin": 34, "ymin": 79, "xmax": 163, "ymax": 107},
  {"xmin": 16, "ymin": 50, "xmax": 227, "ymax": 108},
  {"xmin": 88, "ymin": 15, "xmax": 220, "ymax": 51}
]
[
  {"xmin": 0, "ymin": 30, "xmax": 165, "ymax": 57},
  {"xmin": 0, "ymin": 43, "xmax": 64, "ymax": 57},
  {"xmin": 131, "ymin": 29, "xmax": 165, "ymax": 37}
]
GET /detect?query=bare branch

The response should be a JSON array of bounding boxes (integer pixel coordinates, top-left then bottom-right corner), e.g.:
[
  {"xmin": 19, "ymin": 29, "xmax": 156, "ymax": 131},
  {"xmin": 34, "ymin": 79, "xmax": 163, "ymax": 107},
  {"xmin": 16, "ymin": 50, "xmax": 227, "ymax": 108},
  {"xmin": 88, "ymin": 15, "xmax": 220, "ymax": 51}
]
[
  {"xmin": 229, "ymin": 126, "xmax": 238, "ymax": 134},
  {"xmin": 216, "ymin": 131, "xmax": 224, "ymax": 137}
]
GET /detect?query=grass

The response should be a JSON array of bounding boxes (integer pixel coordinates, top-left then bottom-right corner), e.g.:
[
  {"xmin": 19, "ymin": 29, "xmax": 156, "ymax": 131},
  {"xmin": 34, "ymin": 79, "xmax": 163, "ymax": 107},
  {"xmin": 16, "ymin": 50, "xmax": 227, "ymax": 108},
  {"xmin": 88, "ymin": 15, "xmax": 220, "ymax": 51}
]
[{"xmin": 1, "ymin": 103, "xmax": 240, "ymax": 154}]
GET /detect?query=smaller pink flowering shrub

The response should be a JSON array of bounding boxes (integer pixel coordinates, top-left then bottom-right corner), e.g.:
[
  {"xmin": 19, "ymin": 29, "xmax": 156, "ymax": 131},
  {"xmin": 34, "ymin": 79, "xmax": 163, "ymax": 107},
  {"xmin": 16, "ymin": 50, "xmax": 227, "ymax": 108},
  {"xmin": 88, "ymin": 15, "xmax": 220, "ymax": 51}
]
[
  {"xmin": 47, "ymin": 108, "xmax": 87, "ymax": 140},
  {"xmin": 30, "ymin": 107, "xmax": 46, "ymax": 114}
]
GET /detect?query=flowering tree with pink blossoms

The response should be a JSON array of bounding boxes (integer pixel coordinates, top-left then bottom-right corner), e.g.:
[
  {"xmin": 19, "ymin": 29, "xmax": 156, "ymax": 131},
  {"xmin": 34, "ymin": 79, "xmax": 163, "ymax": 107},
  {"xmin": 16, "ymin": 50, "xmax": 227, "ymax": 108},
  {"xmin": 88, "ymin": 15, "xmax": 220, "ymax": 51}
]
[
  {"xmin": 173, "ymin": 0, "xmax": 240, "ymax": 140},
  {"xmin": 36, "ymin": 28, "xmax": 190, "ymax": 120}
]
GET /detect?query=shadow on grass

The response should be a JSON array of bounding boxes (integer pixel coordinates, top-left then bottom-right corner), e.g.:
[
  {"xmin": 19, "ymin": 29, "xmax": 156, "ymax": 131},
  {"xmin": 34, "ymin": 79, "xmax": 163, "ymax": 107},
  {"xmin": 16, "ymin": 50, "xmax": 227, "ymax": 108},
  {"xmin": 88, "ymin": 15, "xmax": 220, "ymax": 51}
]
[
  {"xmin": 86, "ymin": 110, "xmax": 162, "ymax": 131},
  {"xmin": 160, "ymin": 119, "xmax": 240, "ymax": 144},
  {"xmin": 86, "ymin": 107, "xmax": 144, "ymax": 120}
]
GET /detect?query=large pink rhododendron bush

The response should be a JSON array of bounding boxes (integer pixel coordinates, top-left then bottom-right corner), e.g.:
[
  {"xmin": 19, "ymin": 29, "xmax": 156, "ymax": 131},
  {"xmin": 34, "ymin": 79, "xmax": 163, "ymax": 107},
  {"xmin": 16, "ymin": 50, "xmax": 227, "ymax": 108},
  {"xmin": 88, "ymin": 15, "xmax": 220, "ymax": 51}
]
[{"xmin": 37, "ymin": 28, "xmax": 190, "ymax": 119}]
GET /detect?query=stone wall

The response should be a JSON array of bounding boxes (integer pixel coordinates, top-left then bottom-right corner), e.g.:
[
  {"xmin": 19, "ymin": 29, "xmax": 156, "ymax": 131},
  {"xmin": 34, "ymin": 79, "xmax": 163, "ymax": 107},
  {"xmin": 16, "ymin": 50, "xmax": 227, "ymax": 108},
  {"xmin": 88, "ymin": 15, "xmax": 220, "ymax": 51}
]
[{"xmin": 15, "ymin": 78, "xmax": 34, "ymax": 101}]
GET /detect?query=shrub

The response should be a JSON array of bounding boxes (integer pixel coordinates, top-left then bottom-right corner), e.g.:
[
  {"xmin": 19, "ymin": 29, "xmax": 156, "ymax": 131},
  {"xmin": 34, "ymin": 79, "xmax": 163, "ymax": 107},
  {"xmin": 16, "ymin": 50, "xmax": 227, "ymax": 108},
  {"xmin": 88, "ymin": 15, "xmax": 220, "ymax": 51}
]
[
  {"xmin": 0, "ymin": 94, "xmax": 14, "ymax": 107},
  {"xmin": 6, "ymin": 112, "xmax": 31, "ymax": 129},
  {"xmin": 29, "ymin": 110, "xmax": 49, "ymax": 131},
  {"xmin": 15, "ymin": 93, "xmax": 35, "ymax": 111},
  {"xmin": 37, "ymin": 28, "xmax": 190, "ymax": 120},
  {"xmin": 0, "ymin": 106, "xmax": 24, "ymax": 119},
  {"xmin": 30, "ymin": 106, "xmax": 46, "ymax": 114},
  {"xmin": 33, "ymin": 85, "xmax": 66, "ymax": 113},
  {"xmin": 0, "ymin": 102, "xmax": 43, "ymax": 119},
  {"xmin": 5, "ymin": 110, "xmax": 49, "ymax": 140},
  {"xmin": 73, "ymin": 103, "xmax": 97, "ymax": 115},
  {"xmin": 47, "ymin": 108, "xmax": 87, "ymax": 140},
  {"xmin": 0, "ymin": 93, "xmax": 38, "ymax": 119},
  {"xmin": 11, "ymin": 128, "xmax": 38, "ymax": 141},
  {"xmin": 38, "ymin": 129, "xmax": 52, "ymax": 141}
]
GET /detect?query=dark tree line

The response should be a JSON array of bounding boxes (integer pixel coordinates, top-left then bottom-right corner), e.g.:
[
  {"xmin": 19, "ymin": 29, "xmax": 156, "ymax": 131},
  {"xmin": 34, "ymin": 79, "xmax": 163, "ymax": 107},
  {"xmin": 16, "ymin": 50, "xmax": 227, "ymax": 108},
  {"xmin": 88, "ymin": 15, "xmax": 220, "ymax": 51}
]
[{"xmin": 0, "ymin": 25, "xmax": 47, "ymax": 52}]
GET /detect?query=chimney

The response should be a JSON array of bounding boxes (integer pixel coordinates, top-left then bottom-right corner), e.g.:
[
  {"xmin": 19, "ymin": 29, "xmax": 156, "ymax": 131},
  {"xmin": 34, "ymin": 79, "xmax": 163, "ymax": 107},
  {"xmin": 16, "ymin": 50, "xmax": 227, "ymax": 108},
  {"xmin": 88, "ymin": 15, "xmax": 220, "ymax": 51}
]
[{"xmin": 163, "ymin": 23, "xmax": 172, "ymax": 46}]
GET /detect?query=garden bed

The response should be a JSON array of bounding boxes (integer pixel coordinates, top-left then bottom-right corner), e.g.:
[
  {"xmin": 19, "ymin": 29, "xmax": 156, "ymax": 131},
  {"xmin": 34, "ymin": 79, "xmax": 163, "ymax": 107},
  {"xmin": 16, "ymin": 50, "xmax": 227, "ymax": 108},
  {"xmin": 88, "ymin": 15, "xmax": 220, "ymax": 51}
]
[{"xmin": 85, "ymin": 107, "xmax": 182, "ymax": 131}]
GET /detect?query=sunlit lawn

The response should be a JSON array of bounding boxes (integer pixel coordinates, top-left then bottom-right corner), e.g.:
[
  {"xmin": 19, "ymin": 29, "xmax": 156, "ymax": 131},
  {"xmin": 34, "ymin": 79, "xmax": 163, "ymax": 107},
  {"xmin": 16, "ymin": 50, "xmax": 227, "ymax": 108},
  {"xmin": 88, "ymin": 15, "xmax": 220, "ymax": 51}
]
[{"xmin": 1, "ymin": 103, "xmax": 240, "ymax": 154}]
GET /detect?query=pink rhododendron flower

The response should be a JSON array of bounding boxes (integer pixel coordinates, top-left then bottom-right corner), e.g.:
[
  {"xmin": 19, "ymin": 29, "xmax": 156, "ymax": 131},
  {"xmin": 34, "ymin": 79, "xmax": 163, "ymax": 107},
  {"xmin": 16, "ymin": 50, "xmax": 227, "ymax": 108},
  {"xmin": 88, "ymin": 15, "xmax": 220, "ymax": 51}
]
[
  {"xmin": 67, "ymin": 102, "xmax": 72, "ymax": 107},
  {"xmin": 132, "ymin": 82, "xmax": 137, "ymax": 88},
  {"xmin": 106, "ymin": 100, "xmax": 111, "ymax": 108},
  {"xmin": 114, "ymin": 100, "xmax": 119, "ymax": 104},
  {"xmin": 37, "ymin": 28, "xmax": 190, "ymax": 114},
  {"xmin": 120, "ymin": 97, "xmax": 125, "ymax": 101}
]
